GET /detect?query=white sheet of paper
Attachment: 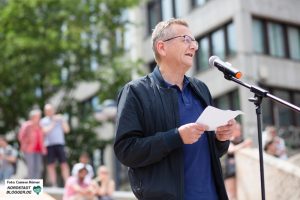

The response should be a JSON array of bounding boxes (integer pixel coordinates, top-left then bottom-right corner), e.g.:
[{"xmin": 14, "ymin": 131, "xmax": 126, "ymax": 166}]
[{"xmin": 196, "ymin": 106, "xmax": 244, "ymax": 131}]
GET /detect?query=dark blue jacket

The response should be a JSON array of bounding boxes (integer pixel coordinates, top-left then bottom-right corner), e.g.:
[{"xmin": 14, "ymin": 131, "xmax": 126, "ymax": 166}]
[{"xmin": 114, "ymin": 67, "xmax": 229, "ymax": 200}]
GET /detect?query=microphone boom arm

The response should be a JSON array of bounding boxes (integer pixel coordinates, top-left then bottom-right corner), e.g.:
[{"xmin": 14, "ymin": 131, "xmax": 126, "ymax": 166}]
[{"xmin": 225, "ymin": 74, "xmax": 300, "ymax": 200}]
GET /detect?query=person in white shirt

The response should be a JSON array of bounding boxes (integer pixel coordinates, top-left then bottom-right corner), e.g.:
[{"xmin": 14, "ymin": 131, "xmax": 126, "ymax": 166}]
[
  {"xmin": 72, "ymin": 152, "xmax": 94, "ymax": 181},
  {"xmin": 40, "ymin": 103, "xmax": 70, "ymax": 187}
]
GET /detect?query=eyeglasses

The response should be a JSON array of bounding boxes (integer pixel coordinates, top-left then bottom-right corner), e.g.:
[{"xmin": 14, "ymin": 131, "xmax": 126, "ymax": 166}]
[{"xmin": 163, "ymin": 35, "xmax": 198, "ymax": 48}]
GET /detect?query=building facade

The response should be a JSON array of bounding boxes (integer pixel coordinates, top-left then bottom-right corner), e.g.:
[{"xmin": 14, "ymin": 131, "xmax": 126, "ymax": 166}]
[{"xmin": 127, "ymin": 0, "xmax": 300, "ymax": 146}]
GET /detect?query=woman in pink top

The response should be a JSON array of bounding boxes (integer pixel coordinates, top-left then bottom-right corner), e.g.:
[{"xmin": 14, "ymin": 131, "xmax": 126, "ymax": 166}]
[
  {"xmin": 18, "ymin": 109, "xmax": 46, "ymax": 179},
  {"xmin": 63, "ymin": 164, "xmax": 95, "ymax": 200}
]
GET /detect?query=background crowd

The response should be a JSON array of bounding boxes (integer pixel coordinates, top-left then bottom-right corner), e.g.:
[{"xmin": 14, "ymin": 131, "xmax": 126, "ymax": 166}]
[
  {"xmin": 0, "ymin": 103, "xmax": 115, "ymax": 200},
  {"xmin": 0, "ymin": 102, "xmax": 287, "ymax": 200}
]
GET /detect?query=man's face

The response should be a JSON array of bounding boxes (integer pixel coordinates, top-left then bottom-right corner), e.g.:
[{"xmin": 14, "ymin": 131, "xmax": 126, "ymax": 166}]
[
  {"xmin": 163, "ymin": 24, "xmax": 198, "ymax": 70},
  {"xmin": 44, "ymin": 105, "xmax": 54, "ymax": 116}
]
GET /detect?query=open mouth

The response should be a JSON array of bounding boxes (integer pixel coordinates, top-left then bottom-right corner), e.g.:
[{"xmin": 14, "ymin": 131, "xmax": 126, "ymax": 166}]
[{"xmin": 185, "ymin": 53, "xmax": 193, "ymax": 57}]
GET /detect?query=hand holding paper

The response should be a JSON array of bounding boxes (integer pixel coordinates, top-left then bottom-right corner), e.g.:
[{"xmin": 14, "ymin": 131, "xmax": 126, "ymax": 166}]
[{"xmin": 196, "ymin": 106, "xmax": 244, "ymax": 131}]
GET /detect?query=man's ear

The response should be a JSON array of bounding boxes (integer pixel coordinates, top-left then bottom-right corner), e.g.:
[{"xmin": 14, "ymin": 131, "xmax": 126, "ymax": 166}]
[{"xmin": 156, "ymin": 41, "xmax": 166, "ymax": 57}]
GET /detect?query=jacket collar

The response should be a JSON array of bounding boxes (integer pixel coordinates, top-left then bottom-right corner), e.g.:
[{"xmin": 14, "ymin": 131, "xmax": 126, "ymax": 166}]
[
  {"xmin": 150, "ymin": 66, "xmax": 209, "ymax": 106},
  {"xmin": 150, "ymin": 66, "xmax": 169, "ymax": 88},
  {"xmin": 151, "ymin": 66, "xmax": 189, "ymax": 88}
]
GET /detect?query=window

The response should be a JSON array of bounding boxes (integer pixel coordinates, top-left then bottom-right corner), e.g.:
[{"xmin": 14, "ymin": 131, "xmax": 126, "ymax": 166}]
[
  {"xmin": 174, "ymin": 0, "xmax": 184, "ymax": 17},
  {"xmin": 261, "ymin": 87, "xmax": 300, "ymax": 127},
  {"xmin": 252, "ymin": 19, "xmax": 266, "ymax": 54},
  {"xmin": 288, "ymin": 26, "xmax": 300, "ymax": 60},
  {"xmin": 267, "ymin": 22, "xmax": 285, "ymax": 57},
  {"xmin": 214, "ymin": 90, "xmax": 240, "ymax": 110},
  {"xmin": 227, "ymin": 23, "xmax": 237, "ymax": 55},
  {"xmin": 192, "ymin": 0, "xmax": 209, "ymax": 7},
  {"xmin": 212, "ymin": 29, "xmax": 225, "ymax": 60},
  {"xmin": 197, "ymin": 37, "xmax": 210, "ymax": 71},
  {"xmin": 195, "ymin": 21, "xmax": 236, "ymax": 72},
  {"xmin": 147, "ymin": 0, "xmax": 177, "ymax": 35},
  {"xmin": 214, "ymin": 90, "xmax": 241, "ymax": 122},
  {"xmin": 273, "ymin": 90, "xmax": 292, "ymax": 126},
  {"xmin": 294, "ymin": 93, "xmax": 300, "ymax": 125},
  {"xmin": 147, "ymin": 1, "xmax": 162, "ymax": 35},
  {"xmin": 253, "ymin": 17, "xmax": 300, "ymax": 60},
  {"xmin": 162, "ymin": 0, "xmax": 174, "ymax": 20},
  {"xmin": 261, "ymin": 97, "xmax": 273, "ymax": 126}
]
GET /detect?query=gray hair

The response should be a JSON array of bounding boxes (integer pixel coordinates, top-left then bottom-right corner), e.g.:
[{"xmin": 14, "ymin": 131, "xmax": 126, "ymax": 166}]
[
  {"xmin": 151, "ymin": 18, "xmax": 189, "ymax": 63},
  {"xmin": 29, "ymin": 109, "xmax": 41, "ymax": 119}
]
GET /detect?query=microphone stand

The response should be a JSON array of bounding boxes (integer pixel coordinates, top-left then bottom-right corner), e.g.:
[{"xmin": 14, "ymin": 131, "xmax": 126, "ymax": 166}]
[{"xmin": 223, "ymin": 74, "xmax": 300, "ymax": 200}]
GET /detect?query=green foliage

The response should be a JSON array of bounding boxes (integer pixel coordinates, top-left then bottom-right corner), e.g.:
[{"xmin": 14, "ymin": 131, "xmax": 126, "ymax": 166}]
[
  {"xmin": 0, "ymin": 0, "xmax": 142, "ymax": 165},
  {"xmin": 0, "ymin": 0, "xmax": 140, "ymax": 131}
]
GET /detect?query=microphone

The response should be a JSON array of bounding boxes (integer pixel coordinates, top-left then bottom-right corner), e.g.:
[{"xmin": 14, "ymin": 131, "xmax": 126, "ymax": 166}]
[{"xmin": 209, "ymin": 56, "xmax": 242, "ymax": 79}]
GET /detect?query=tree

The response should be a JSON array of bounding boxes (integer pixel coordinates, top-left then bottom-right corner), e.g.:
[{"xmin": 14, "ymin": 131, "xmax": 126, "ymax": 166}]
[{"xmin": 0, "ymin": 0, "xmax": 142, "ymax": 163}]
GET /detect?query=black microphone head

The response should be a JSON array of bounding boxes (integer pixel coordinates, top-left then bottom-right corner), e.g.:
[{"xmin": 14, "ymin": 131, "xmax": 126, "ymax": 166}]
[{"xmin": 209, "ymin": 55, "xmax": 219, "ymax": 67}]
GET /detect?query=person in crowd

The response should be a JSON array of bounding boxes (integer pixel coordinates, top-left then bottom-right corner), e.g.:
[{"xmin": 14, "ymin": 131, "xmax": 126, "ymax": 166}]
[
  {"xmin": 40, "ymin": 103, "xmax": 70, "ymax": 187},
  {"xmin": 264, "ymin": 139, "xmax": 278, "ymax": 157},
  {"xmin": 92, "ymin": 165, "xmax": 115, "ymax": 200},
  {"xmin": 0, "ymin": 136, "xmax": 17, "ymax": 182},
  {"xmin": 114, "ymin": 18, "xmax": 236, "ymax": 200},
  {"xmin": 72, "ymin": 152, "xmax": 94, "ymax": 181},
  {"xmin": 18, "ymin": 109, "xmax": 46, "ymax": 179},
  {"xmin": 63, "ymin": 163, "xmax": 95, "ymax": 200},
  {"xmin": 224, "ymin": 123, "xmax": 252, "ymax": 200},
  {"xmin": 263, "ymin": 126, "xmax": 287, "ymax": 159}
]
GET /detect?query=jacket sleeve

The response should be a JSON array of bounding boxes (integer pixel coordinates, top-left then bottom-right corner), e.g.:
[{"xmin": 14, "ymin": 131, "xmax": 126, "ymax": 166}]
[
  {"xmin": 215, "ymin": 139, "xmax": 230, "ymax": 157},
  {"xmin": 114, "ymin": 84, "xmax": 183, "ymax": 168}
]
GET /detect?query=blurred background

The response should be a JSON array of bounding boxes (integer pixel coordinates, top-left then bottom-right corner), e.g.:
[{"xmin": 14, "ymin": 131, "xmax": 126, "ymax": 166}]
[{"xmin": 0, "ymin": 0, "xmax": 300, "ymax": 199}]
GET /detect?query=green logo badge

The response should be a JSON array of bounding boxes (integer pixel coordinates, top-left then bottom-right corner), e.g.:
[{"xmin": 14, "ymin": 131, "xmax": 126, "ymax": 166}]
[{"xmin": 33, "ymin": 185, "xmax": 42, "ymax": 195}]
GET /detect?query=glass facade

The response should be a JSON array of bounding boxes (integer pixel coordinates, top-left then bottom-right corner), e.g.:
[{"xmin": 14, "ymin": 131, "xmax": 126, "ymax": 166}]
[
  {"xmin": 147, "ymin": 1, "xmax": 162, "ymax": 34},
  {"xmin": 195, "ymin": 22, "xmax": 236, "ymax": 72},
  {"xmin": 288, "ymin": 26, "xmax": 300, "ymax": 60},
  {"xmin": 252, "ymin": 19, "xmax": 265, "ymax": 54},
  {"xmin": 262, "ymin": 87, "xmax": 300, "ymax": 127},
  {"xmin": 273, "ymin": 90, "xmax": 292, "ymax": 126},
  {"xmin": 295, "ymin": 93, "xmax": 300, "ymax": 125},
  {"xmin": 198, "ymin": 37, "xmax": 210, "ymax": 71},
  {"xmin": 147, "ymin": 0, "xmax": 178, "ymax": 35},
  {"xmin": 227, "ymin": 23, "xmax": 237, "ymax": 55},
  {"xmin": 174, "ymin": 0, "xmax": 184, "ymax": 17},
  {"xmin": 213, "ymin": 90, "xmax": 241, "ymax": 123},
  {"xmin": 192, "ymin": 0, "xmax": 208, "ymax": 7},
  {"xmin": 253, "ymin": 18, "xmax": 300, "ymax": 60},
  {"xmin": 214, "ymin": 90, "xmax": 240, "ymax": 110},
  {"xmin": 212, "ymin": 29, "xmax": 225, "ymax": 60},
  {"xmin": 162, "ymin": 0, "xmax": 174, "ymax": 20},
  {"xmin": 267, "ymin": 22, "xmax": 285, "ymax": 57}
]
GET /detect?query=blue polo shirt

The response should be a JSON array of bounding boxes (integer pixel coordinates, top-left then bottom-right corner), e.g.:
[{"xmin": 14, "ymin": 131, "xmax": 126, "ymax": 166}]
[{"xmin": 165, "ymin": 77, "xmax": 218, "ymax": 200}]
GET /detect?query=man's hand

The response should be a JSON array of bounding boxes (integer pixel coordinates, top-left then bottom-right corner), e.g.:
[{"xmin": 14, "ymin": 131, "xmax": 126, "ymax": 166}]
[
  {"xmin": 215, "ymin": 119, "xmax": 236, "ymax": 141},
  {"xmin": 54, "ymin": 114, "xmax": 63, "ymax": 122},
  {"xmin": 178, "ymin": 123, "xmax": 208, "ymax": 144}
]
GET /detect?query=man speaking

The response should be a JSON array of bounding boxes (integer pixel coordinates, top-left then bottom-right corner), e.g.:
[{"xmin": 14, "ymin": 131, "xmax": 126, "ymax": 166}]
[{"xmin": 114, "ymin": 18, "xmax": 236, "ymax": 200}]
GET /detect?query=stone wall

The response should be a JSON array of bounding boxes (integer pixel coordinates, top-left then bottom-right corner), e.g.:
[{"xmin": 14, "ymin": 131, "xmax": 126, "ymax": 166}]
[{"xmin": 235, "ymin": 148, "xmax": 300, "ymax": 200}]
